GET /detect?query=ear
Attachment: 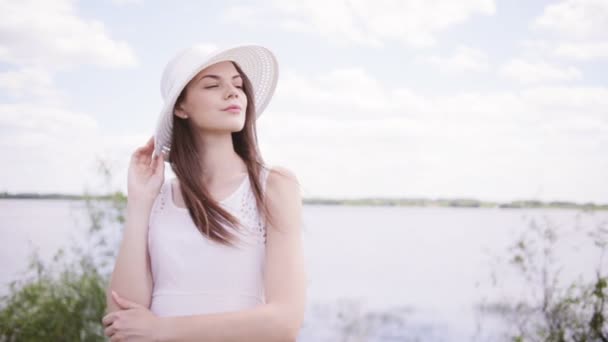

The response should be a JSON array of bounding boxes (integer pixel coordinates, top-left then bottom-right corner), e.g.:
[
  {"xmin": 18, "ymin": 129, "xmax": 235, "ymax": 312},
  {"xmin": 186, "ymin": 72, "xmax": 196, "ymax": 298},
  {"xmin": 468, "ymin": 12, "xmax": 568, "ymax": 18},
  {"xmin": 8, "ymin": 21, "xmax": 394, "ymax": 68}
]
[
  {"xmin": 174, "ymin": 87, "xmax": 190, "ymax": 119},
  {"xmin": 174, "ymin": 104, "xmax": 188, "ymax": 119}
]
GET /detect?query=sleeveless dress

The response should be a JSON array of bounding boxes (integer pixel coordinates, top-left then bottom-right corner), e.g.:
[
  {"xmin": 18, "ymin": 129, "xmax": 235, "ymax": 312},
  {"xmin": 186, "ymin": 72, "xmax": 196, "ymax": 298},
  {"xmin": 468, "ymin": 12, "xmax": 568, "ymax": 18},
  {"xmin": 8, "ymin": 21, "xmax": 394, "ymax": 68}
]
[{"xmin": 147, "ymin": 167, "xmax": 271, "ymax": 317}]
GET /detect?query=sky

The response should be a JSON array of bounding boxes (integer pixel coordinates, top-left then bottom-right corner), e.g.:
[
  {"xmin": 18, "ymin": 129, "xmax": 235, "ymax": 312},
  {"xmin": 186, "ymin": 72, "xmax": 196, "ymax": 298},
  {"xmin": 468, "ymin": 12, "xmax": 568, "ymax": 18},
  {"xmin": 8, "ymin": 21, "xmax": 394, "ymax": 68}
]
[{"xmin": 0, "ymin": 0, "xmax": 607, "ymax": 203}]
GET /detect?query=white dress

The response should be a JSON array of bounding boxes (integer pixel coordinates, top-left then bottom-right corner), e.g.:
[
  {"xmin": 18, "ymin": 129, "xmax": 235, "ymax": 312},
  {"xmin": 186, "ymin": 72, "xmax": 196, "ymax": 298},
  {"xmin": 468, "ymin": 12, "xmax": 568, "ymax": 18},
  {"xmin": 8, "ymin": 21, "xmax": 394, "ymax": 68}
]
[{"xmin": 147, "ymin": 167, "xmax": 271, "ymax": 317}]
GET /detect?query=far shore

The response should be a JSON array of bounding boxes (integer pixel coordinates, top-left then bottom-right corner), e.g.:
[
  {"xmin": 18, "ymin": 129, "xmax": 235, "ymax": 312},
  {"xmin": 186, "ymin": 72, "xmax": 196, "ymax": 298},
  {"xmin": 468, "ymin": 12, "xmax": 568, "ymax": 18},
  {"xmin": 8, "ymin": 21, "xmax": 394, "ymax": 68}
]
[{"xmin": 1, "ymin": 192, "xmax": 606, "ymax": 210}]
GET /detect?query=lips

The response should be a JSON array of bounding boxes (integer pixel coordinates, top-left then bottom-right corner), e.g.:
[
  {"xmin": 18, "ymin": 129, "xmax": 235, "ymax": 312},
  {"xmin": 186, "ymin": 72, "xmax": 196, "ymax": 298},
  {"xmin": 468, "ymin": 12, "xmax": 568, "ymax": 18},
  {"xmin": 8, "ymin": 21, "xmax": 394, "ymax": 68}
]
[{"xmin": 222, "ymin": 105, "xmax": 242, "ymax": 111}]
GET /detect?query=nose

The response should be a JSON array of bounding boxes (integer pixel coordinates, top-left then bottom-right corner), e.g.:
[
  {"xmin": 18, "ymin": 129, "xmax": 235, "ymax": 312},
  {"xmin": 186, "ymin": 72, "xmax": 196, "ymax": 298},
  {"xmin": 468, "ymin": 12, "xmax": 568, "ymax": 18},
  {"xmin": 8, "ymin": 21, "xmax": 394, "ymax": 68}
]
[{"xmin": 224, "ymin": 83, "xmax": 239, "ymax": 100}]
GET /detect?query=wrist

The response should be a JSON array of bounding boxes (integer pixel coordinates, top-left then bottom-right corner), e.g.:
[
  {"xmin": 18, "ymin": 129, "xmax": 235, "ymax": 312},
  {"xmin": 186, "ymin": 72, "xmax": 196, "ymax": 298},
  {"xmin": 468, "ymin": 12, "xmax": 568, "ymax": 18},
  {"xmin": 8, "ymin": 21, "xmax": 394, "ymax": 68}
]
[
  {"xmin": 155, "ymin": 317, "xmax": 174, "ymax": 342},
  {"xmin": 126, "ymin": 198, "xmax": 154, "ymax": 213}
]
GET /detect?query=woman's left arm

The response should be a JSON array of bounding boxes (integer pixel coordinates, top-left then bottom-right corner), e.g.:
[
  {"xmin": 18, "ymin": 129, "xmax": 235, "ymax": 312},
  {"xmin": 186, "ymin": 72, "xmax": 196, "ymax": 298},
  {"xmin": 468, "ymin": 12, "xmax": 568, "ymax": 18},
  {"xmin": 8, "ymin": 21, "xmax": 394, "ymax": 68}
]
[{"xmin": 158, "ymin": 166, "xmax": 308, "ymax": 342}]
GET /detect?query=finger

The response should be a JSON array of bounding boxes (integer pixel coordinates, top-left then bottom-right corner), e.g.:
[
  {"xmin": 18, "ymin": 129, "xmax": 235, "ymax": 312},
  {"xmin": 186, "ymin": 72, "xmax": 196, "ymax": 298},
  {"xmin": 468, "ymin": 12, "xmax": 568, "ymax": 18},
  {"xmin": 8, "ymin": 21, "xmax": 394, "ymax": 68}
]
[
  {"xmin": 132, "ymin": 137, "xmax": 154, "ymax": 159},
  {"xmin": 102, "ymin": 312, "xmax": 116, "ymax": 326},
  {"xmin": 133, "ymin": 151, "xmax": 153, "ymax": 168},
  {"xmin": 142, "ymin": 137, "xmax": 156, "ymax": 161},
  {"xmin": 133, "ymin": 136, "xmax": 153, "ymax": 155},
  {"xmin": 104, "ymin": 324, "xmax": 117, "ymax": 337},
  {"xmin": 131, "ymin": 147, "xmax": 150, "ymax": 166},
  {"xmin": 130, "ymin": 147, "xmax": 145, "ymax": 163},
  {"xmin": 154, "ymin": 153, "xmax": 165, "ymax": 176},
  {"xmin": 149, "ymin": 152, "xmax": 159, "ymax": 169},
  {"xmin": 142, "ymin": 136, "xmax": 155, "ymax": 153}
]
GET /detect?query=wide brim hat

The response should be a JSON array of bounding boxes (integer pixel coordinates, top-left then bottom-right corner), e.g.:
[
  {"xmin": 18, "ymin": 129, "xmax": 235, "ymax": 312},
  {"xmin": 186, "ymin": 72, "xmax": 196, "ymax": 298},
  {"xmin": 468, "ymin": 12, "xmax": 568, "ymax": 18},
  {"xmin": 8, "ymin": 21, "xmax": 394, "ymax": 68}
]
[{"xmin": 153, "ymin": 44, "xmax": 279, "ymax": 160}]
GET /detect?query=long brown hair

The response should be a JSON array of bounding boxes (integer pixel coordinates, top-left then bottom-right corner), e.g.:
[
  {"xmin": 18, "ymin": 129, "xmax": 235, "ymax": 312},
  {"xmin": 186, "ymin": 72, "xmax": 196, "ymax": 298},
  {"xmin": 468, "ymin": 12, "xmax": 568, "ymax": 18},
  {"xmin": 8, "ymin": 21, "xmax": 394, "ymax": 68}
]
[{"xmin": 168, "ymin": 62, "xmax": 279, "ymax": 247}]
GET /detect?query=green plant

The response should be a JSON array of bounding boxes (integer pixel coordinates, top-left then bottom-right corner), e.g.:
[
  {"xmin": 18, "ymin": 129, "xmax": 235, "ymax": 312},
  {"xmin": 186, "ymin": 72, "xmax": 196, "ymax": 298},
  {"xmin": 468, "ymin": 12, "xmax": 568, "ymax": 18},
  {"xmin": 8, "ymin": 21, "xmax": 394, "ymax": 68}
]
[
  {"xmin": 478, "ymin": 213, "xmax": 608, "ymax": 342},
  {"xmin": 0, "ymin": 158, "xmax": 125, "ymax": 341},
  {"xmin": 0, "ymin": 249, "xmax": 107, "ymax": 341}
]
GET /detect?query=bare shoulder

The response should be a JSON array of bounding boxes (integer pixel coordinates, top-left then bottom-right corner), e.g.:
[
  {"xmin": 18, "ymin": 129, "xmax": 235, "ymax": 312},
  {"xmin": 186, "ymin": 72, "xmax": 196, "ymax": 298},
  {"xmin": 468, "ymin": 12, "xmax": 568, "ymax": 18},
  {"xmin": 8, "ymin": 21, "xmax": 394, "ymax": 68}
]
[
  {"xmin": 265, "ymin": 166, "xmax": 302, "ymax": 233},
  {"xmin": 266, "ymin": 165, "xmax": 301, "ymax": 200}
]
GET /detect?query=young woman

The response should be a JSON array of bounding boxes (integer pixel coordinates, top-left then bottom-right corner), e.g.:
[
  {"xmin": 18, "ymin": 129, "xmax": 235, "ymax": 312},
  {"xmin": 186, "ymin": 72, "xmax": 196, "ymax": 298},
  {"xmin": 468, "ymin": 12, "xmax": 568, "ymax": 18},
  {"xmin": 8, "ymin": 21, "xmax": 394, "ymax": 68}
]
[{"xmin": 102, "ymin": 45, "xmax": 307, "ymax": 341}]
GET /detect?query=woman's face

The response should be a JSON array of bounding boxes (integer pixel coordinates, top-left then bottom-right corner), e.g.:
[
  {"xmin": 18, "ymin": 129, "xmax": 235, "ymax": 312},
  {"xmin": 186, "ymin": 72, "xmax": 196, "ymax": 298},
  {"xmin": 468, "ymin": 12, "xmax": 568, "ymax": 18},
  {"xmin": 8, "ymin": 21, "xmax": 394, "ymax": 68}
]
[{"xmin": 175, "ymin": 61, "xmax": 248, "ymax": 133}]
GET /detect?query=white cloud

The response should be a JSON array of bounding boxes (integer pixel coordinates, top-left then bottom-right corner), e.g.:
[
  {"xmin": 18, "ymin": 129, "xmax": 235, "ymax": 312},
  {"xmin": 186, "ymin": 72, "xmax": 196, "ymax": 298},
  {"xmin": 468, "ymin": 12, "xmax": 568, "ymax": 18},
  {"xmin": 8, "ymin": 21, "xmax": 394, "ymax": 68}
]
[
  {"xmin": 111, "ymin": 0, "xmax": 143, "ymax": 5},
  {"xmin": 418, "ymin": 46, "xmax": 490, "ymax": 73},
  {"xmin": 2, "ymin": 1, "xmax": 606, "ymax": 203},
  {"xmin": 554, "ymin": 41, "xmax": 608, "ymax": 60},
  {"xmin": 524, "ymin": 1, "xmax": 608, "ymax": 62},
  {"xmin": 224, "ymin": 0, "xmax": 496, "ymax": 47},
  {"xmin": 521, "ymin": 85, "xmax": 608, "ymax": 116},
  {"xmin": 220, "ymin": 5, "xmax": 267, "ymax": 28},
  {"xmin": 273, "ymin": 67, "xmax": 429, "ymax": 120},
  {"xmin": 533, "ymin": 0, "xmax": 608, "ymax": 39},
  {"xmin": 0, "ymin": 103, "xmax": 98, "ymax": 147},
  {"xmin": 258, "ymin": 67, "xmax": 608, "ymax": 202},
  {"xmin": 192, "ymin": 43, "xmax": 220, "ymax": 56},
  {"xmin": 0, "ymin": 0, "xmax": 140, "ymax": 194},
  {"xmin": 0, "ymin": 0, "xmax": 138, "ymax": 69},
  {"xmin": 0, "ymin": 68, "xmax": 67, "ymax": 104},
  {"xmin": 498, "ymin": 59, "xmax": 582, "ymax": 84},
  {"xmin": 0, "ymin": 103, "xmax": 99, "ymax": 193},
  {"xmin": 0, "ymin": 102, "xmax": 147, "ymax": 194},
  {"xmin": 521, "ymin": 39, "xmax": 608, "ymax": 62},
  {"xmin": 526, "ymin": 0, "xmax": 608, "ymax": 61}
]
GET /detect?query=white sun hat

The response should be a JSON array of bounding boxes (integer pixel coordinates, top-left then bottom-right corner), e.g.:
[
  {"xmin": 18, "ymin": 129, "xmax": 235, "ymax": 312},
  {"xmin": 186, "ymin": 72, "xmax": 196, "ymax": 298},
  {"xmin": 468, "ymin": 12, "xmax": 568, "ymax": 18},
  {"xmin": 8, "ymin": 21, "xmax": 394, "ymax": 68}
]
[{"xmin": 153, "ymin": 44, "xmax": 279, "ymax": 161}]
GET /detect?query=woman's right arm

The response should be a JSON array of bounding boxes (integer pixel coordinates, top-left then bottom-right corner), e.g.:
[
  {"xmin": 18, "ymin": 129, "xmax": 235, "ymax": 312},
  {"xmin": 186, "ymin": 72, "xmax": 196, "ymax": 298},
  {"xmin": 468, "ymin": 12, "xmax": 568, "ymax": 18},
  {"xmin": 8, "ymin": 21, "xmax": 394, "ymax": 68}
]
[
  {"xmin": 105, "ymin": 137, "xmax": 165, "ymax": 313},
  {"xmin": 105, "ymin": 200, "xmax": 155, "ymax": 313}
]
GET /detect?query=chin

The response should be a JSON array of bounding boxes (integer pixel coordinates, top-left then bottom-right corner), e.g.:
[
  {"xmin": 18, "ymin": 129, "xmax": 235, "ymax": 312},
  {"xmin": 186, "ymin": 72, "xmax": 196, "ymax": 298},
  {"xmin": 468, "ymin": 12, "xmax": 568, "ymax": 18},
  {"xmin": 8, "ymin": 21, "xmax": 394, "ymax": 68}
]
[
  {"xmin": 227, "ymin": 120, "xmax": 246, "ymax": 132},
  {"xmin": 213, "ymin": 114, "xmax": 245, "ymax": 132}
]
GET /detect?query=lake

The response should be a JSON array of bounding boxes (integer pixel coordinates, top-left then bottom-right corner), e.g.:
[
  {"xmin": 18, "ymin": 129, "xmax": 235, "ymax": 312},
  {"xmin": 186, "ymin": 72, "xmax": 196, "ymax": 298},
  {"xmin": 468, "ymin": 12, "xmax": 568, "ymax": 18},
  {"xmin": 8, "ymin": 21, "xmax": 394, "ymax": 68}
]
[{"xmin": 1, "ymin": 199, "xmax": 606, "ymax": 341}]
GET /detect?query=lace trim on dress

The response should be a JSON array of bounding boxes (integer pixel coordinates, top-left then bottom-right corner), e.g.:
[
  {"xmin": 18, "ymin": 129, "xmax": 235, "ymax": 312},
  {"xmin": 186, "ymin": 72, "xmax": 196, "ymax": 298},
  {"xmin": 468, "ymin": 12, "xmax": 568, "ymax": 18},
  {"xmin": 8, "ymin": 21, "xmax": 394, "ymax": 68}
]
[{"xmin": 151, "ymin": 166, "xmax": 272, "ymax": 245}]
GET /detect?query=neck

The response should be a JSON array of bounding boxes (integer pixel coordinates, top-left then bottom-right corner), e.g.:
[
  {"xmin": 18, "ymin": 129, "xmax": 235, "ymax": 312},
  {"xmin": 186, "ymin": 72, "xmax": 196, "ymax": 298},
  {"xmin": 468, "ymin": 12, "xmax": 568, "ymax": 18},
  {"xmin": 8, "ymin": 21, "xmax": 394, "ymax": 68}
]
[{"xmin": 194, "ymin": 130, "xmax": 247, "ymax": 185}]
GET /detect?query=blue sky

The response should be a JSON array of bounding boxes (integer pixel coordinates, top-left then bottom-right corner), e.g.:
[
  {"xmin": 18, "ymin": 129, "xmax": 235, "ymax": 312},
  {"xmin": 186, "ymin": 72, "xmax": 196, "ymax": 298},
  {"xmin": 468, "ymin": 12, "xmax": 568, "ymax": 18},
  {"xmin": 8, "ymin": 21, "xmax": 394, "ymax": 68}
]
[{"xmin": 1, "ymin": 0, "xmax": 607, "ymax": 203}]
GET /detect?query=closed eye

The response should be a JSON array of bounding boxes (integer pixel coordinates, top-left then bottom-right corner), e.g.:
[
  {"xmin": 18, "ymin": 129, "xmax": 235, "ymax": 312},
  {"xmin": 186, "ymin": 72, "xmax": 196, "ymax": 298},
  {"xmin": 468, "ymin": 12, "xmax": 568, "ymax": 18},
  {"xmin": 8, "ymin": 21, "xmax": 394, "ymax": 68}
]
[{"xmin": 204, "ymin": 85, "xmax": 243, "ymax": 89}]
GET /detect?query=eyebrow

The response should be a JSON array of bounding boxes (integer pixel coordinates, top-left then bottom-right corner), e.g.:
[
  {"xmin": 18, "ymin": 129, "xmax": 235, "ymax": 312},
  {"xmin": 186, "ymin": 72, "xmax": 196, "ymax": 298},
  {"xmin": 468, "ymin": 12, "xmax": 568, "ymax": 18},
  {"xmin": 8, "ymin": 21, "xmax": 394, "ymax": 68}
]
[{"xmin": 197, "ymin": 74, "xmax": 242, "ymax": 82}]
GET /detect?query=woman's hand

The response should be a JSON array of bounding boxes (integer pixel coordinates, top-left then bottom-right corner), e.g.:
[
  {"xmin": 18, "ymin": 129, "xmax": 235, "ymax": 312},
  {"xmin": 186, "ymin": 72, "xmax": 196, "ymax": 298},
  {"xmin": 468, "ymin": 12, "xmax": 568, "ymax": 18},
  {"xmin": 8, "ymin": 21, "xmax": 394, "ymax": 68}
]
[
  {"xmin": 128, "ymin": 136, "xmax": 165, "ymax": 205},
  {"xmin": 102, "ymin": 290, "xmax": 165, "ymax": 342}
]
